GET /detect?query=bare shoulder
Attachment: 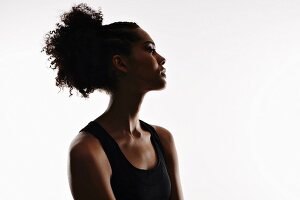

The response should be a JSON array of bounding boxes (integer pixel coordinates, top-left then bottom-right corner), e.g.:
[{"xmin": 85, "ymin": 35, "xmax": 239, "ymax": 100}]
[
  {"xmin": 69, "ymin": 131, "xmax": 101, "ymax": 156},
  {"xmin": 68, "ymin": 131, "xmax": 111, "ymax": 174},
  {"xmin": 68, "ymin": 131, "xmax": 114, "ymax": 200},
  {"xmin": 151, "ymin": 125, "xmax": 175, "ymax": 146},
  {"xmin": 151, "ymin": 124, "xmax": 184, "ymax": 200}
]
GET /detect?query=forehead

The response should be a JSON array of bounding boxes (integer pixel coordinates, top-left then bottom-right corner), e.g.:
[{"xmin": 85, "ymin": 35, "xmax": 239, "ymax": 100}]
[{"xmin": 134, "ymin": 28, "xmax": 155, "ymax": 44}]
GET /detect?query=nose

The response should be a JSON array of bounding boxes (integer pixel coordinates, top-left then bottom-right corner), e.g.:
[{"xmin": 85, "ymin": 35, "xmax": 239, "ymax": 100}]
[{"xmin": 157, "ymin": 53, "xmax": 166, "ymax": 66}]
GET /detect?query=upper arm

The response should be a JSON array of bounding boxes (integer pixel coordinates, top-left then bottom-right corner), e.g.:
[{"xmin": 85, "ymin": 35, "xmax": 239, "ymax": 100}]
[
  {"xmin": 153, "ymin": 125, "xmax": 184, "ymax": 200},
  {"xmin": 68, "ymin": 133, "xmax": 116, "ymax": 200}
]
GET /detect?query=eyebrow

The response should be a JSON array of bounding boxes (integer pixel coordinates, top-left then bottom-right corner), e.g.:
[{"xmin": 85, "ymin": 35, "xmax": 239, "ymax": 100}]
[{"xmin": 144, "ymin": 41, "xmax": 156, "ymax": 46}]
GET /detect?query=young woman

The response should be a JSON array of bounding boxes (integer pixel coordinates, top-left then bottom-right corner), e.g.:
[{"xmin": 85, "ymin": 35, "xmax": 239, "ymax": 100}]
[{"xmin": 43, "ymin": 3, "xmax": 184, "ymax": 200}]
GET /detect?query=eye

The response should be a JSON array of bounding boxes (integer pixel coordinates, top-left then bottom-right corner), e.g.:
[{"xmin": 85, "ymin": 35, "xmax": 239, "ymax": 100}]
[{"xmin": 146, "ymin": 47, "xmax": 156, "ymax": 54}]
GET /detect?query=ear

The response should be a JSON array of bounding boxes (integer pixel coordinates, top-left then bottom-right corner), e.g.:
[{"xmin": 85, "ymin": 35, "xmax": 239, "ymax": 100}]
[{"xmin": 112, "ymin": 55, "xmax": 129, "ymax": 73}]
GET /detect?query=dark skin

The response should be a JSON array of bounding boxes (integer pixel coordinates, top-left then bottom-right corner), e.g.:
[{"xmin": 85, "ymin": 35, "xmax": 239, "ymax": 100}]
[{"xmin": 68, "ymin": 28, "xmax": 184, "ymax": 200}]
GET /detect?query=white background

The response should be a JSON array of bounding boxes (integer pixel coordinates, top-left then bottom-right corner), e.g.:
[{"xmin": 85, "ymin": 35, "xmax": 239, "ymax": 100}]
[{"xmin": 1, "ymin": 0, "xmax": 300, "ymax": 199}]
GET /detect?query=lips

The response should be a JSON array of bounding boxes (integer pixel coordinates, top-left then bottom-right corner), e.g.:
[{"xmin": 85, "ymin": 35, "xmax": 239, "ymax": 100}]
[{"xmin": 160, "ymin": 69, "xmax": 166, "ymax": 74}]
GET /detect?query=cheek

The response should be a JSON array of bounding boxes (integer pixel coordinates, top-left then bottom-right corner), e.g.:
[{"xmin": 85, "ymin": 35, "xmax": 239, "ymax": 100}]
[
  {"xmin": 133, "ymin": 56, "xmax": 157, "ymax": 73},
  {"xmin": 139, "ymin": 60, "xmax": 159, "ymax": 78},
  {"xmin": 128, "ymin": 51, "xmax": 159, "ymax": 79}
]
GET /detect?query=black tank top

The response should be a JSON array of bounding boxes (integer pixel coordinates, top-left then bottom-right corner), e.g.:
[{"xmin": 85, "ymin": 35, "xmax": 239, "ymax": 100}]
[{"xmin": 80, "ymin": 119, "xmax": 171, "ymax": 200}]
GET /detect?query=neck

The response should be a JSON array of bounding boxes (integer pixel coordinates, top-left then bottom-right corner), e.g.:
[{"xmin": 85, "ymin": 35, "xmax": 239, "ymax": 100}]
[{"xmin": 96, "ymin": 88, "xmax": 146, "ymax": 136}]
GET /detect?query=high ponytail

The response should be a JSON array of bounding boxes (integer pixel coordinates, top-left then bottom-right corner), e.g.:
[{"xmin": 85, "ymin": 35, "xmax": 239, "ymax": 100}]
[{"xmin": 42, "ymin": 3, "xmax": 140, "ymax": 98}]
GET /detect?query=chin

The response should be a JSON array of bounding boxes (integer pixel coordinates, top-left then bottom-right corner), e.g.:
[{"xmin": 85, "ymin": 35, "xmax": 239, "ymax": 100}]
[
  {"xmin": 142, "ymin": 79, "xmax": 167, "ymax": 93},
  {"xmin": 154, "ymin": 81, "xmax": 167, "ymax": 91}
]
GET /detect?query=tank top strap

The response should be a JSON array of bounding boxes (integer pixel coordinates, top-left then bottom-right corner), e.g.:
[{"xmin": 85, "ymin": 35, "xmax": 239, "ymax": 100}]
[
  {"xmin": 80, "ymin": 121, "xmax": 120, "ymax": 167},
  {"xmin": 139, "ymin": 120, "xmax": 167, "ymax": 164}
]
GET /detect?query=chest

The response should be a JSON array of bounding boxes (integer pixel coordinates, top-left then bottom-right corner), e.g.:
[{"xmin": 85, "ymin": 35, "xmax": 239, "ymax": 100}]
[
  {"xmin": 113, "ymin": 132, "xmax": 158, "ymax": 170},
  {"xmin": 109, "ymin": 135, "xmax": 172, "ymax": 200}
]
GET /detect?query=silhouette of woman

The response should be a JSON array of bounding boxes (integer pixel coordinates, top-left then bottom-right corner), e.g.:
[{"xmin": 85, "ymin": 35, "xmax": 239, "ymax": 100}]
[{"xmin": 43, "ymin": 3, "xmax": 183, "ymax": 200}]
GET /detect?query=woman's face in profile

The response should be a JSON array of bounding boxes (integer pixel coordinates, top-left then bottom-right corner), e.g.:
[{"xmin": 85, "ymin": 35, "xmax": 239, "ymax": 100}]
[{"xmin": 125, "ymin": 28, "xmax": 167, "ymax": 92}]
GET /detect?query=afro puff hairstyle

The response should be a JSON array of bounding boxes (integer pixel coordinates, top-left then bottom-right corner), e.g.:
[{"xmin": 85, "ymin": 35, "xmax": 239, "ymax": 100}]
[{"xmin": 42, "ymin": 3, "xmax": 140, "ymax": 98}]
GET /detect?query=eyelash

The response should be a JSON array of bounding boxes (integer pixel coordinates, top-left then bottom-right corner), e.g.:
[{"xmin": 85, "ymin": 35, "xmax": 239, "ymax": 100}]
[{"xmin": 147, "ymin": 47, "xmax": 156, "ymax": 54}]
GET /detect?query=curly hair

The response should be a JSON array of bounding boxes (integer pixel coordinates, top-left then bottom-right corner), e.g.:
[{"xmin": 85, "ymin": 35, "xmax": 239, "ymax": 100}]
[{"xmin": 42, "ymin": 3, "xmax": 140, "ymax": 98}]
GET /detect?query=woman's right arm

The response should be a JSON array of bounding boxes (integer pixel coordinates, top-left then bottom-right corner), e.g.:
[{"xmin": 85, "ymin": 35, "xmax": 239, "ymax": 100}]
[{"xmin": 68, "ymin": 133, "xmax": 116, "ymax": 200}]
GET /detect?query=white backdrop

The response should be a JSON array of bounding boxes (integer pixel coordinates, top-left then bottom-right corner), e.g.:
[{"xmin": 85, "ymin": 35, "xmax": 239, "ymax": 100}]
[{"xmin": 1, "ymin": 0, "xmax": 300, "ymax": 199}]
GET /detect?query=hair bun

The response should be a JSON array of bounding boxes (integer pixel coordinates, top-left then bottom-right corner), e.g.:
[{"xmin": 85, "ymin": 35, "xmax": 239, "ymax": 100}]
[{"xmin": 61, "ymin": 3, "xmax": 103, "ymax": 30}]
